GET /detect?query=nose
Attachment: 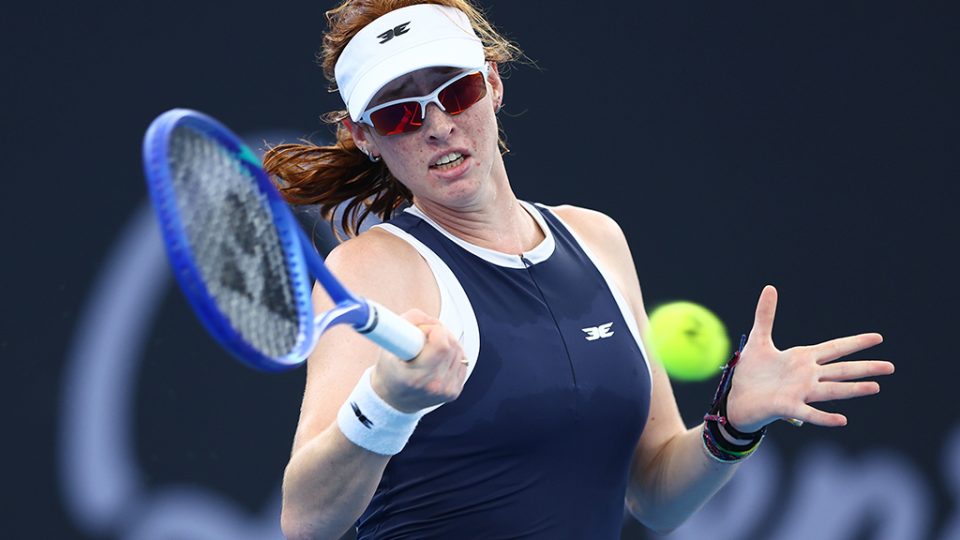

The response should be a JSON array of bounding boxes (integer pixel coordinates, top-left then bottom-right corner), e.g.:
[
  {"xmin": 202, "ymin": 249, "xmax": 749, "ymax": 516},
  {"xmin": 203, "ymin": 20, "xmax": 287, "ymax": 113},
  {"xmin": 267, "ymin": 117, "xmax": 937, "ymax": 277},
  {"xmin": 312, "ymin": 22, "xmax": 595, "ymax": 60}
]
[{"xmin": 421, "ymin": 102, "xmax": 455, "ymax": 140}]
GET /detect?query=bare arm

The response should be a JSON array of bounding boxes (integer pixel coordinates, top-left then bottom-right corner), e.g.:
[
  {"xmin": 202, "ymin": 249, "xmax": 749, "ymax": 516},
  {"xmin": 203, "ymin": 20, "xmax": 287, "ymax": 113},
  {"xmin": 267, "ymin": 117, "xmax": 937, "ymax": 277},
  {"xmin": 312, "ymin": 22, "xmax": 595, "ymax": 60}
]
[
  {"xmin": 281, "ymin": 416, "xmax": 391, "ymax": 540},
  {"xmin": 279, "ymin": 230, "xmax": 465, "ymax": 540},
  {"xmin": 551, "ymin": 205, "xmax": 894, "ymax": 534}
]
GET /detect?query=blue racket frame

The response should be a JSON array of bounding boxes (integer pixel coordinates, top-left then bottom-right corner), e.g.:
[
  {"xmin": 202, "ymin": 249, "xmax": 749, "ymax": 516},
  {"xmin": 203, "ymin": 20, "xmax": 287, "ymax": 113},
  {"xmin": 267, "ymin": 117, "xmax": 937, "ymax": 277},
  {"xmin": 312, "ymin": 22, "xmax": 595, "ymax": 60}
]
[{"xmin": 143, "ymin": 109, "xmax": 377, "ymax": 371}]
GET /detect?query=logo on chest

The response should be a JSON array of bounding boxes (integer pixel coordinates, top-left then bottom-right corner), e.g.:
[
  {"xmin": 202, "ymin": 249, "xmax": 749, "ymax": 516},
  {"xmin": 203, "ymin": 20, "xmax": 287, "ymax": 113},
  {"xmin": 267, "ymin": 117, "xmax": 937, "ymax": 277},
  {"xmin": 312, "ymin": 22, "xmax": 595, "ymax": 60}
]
[{"xmin": 582, "ymin": 322, "xmax": 614, "ymax": 341}]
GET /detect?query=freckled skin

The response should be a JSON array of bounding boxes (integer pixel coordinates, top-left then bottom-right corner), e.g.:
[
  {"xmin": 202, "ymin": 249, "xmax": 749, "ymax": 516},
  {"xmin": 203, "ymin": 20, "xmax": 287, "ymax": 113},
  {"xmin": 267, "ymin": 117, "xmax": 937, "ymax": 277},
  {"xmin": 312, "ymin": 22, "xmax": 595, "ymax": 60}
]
[{"xmin": 346, "ymin": 63, "xmax": 507, "ymax": 214}]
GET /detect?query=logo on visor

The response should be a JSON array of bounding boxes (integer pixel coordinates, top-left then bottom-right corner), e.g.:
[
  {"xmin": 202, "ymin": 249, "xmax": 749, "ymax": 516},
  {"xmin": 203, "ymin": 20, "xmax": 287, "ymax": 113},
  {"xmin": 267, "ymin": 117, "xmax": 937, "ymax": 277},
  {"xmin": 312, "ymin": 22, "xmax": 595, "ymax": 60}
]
[{"xmin": 378, "ymin": 22, "xmax": 411, "ymax": 44}]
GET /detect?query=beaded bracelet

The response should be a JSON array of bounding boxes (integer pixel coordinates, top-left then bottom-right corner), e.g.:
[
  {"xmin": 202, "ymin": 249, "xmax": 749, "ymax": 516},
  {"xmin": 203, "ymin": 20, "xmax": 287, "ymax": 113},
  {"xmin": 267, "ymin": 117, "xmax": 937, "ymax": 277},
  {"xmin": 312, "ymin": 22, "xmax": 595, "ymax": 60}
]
[{"xmin": 701, "ymin": 334, "xmax": 765, "ymax": 463}]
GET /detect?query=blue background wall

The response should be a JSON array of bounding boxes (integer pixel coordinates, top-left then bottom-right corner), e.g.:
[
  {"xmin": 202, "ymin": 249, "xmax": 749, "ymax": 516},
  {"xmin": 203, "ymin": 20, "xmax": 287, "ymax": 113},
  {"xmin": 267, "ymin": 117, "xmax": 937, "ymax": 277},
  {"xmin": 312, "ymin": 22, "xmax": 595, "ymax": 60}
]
[{"xmin": 5, "ymin": 1, "xmax": 958, "ymax": 538}]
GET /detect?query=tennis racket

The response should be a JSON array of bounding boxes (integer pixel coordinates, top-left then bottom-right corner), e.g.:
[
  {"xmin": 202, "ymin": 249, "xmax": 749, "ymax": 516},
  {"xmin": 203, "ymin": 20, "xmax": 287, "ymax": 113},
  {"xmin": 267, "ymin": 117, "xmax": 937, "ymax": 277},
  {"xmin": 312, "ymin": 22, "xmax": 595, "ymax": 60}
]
[{"xmin": 141, "ymin": 108, "xmax": 424, "ymax": 372}]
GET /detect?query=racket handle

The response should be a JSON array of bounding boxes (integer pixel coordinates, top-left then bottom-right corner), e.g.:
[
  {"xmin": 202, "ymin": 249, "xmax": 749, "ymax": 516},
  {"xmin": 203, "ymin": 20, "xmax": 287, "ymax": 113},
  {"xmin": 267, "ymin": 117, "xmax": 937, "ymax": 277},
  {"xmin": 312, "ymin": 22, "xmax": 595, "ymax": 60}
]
[{"xmin": 359, "ymin": 300, "xmax": 425, "ymax": 361}]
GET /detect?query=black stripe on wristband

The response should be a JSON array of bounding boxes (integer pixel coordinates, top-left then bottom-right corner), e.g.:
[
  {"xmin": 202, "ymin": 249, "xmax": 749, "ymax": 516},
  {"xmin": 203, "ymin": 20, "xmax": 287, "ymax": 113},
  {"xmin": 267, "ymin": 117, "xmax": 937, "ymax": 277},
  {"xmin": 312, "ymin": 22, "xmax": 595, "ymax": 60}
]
[
  {"xmin": 351, "ymin": 402, "xmax": 374, "ymax": 428},
  {"xmin": 717, "ymin": 391, "xmax": 765, "ymax": 441}
]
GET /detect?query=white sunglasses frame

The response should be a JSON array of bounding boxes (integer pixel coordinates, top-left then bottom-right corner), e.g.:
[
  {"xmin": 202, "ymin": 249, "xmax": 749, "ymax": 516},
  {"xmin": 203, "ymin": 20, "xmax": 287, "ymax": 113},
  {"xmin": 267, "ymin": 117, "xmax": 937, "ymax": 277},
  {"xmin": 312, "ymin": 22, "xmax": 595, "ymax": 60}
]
[{"xmin": 359, "ymin": 64, "xmax": 490, "ymax": 134}]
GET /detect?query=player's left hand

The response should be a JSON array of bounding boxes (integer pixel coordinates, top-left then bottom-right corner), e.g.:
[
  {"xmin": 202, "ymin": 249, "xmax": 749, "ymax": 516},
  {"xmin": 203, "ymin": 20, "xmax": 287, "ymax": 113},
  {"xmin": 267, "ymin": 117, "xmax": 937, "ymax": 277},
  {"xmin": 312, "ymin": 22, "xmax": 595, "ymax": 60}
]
[{"xmin": 725, "ymin": 285, "xmax": 895, "ymax": 433}]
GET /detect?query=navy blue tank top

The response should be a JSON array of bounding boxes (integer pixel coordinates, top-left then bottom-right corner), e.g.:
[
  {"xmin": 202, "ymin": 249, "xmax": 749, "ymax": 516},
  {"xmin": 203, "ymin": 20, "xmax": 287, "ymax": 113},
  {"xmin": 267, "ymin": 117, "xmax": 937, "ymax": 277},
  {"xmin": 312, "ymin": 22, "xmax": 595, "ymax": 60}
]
[{"xmin": 356, "ymin": 202, "xmax": 652, "ymax": 539}]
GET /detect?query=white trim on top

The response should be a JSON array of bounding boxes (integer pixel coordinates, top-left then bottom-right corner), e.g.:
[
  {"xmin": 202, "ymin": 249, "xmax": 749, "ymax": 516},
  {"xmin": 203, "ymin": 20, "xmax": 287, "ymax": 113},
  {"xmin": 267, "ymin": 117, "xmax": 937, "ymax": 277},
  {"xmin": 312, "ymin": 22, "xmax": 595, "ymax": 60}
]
[
  {"xmin": 402, "ymin": 201, "xmax": 555, "ymax": 268},
  {"xmin": 372, "ymin": 223, "xmax": 481, "ymax": 395}
]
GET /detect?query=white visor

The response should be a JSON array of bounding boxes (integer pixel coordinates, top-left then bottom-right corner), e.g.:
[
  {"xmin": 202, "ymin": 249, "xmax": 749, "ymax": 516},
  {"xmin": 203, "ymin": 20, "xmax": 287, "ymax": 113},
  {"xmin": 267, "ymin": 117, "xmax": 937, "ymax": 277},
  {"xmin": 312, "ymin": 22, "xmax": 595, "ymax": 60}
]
[{"xmin": 334, "ymin": 4, "xmax": 486, "ymax": 122}]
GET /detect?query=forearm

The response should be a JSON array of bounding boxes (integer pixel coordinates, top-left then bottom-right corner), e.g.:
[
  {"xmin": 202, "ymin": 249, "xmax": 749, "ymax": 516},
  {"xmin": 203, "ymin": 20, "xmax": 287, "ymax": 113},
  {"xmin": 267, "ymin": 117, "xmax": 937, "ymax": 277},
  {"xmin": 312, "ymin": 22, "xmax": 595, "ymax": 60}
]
[
  {"xmin": 625, "ymin": 424, "xmax": 741, "ymax": 534},
  {"xmin": 281, "ymin": 424, "xmax": 390, "ymax": 540}
]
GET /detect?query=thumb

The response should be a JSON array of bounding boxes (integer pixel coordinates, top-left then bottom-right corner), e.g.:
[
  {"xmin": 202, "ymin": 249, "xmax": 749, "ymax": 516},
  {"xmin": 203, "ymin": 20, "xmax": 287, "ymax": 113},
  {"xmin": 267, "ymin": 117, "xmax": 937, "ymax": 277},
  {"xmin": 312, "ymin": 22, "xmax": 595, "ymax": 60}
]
[
  {"xmin": 400, "ymin": 308, "xmax": 440, "ymax": 328},
  {"xmin": 748, "ymin": 285, "xmax": 778, "ymax": 346}
]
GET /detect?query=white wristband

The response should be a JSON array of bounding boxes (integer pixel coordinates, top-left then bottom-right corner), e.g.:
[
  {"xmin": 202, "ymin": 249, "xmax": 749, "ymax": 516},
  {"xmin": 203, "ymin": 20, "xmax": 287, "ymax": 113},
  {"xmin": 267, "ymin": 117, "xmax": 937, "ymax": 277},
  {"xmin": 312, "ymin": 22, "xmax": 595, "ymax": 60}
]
[{"xmin": 336, "ymin": 367, "xmax": 425, "ymax": 456}]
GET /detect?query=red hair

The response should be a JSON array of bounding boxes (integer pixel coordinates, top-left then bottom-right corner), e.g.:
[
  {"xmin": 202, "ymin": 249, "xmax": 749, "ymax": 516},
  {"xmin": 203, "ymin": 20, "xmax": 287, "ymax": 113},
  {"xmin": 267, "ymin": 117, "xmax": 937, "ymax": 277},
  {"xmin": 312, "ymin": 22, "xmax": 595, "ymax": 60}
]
[{"xmin": 263, "ymin": 0, "xmax": 522, "ymax": 239}]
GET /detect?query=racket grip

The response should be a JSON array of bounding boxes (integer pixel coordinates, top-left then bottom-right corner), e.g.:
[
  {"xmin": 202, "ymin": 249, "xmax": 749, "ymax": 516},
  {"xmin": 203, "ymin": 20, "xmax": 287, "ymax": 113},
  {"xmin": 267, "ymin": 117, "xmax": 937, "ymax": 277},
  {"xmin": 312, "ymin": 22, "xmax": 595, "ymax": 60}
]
[{"xmin": 359, "ymin": 300, "xmax": 425, "ymax": 361}]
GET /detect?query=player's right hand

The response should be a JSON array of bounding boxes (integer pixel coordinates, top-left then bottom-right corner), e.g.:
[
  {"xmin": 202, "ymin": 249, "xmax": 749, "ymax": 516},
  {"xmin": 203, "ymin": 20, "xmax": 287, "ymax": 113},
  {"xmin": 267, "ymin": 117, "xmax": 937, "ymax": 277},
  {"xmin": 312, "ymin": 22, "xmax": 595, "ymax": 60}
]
[{"xmin": 369, "ymin": 309, "xmax": 468, "ymax": 413}]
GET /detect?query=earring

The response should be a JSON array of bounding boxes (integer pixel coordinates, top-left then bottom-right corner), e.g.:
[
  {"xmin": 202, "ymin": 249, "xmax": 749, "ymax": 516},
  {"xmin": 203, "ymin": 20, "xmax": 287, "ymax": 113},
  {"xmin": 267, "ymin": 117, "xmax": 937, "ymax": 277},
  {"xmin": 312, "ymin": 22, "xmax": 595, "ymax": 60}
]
[
  {"xmin": 496, "ymin": 101, "xmax": 504, "ymax": 113},
  {"xmin": 359, "ymin": 146, "xmax": 381, "ymax": 163}
]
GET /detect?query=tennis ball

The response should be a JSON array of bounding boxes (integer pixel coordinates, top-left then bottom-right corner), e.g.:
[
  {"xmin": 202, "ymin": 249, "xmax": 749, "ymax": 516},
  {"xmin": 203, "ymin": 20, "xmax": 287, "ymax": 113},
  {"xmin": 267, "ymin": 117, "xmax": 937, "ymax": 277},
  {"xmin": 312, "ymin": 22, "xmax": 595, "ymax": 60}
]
[{"xmin": 648, "ymin": 301, "xmax": 730, "ymax": 382}]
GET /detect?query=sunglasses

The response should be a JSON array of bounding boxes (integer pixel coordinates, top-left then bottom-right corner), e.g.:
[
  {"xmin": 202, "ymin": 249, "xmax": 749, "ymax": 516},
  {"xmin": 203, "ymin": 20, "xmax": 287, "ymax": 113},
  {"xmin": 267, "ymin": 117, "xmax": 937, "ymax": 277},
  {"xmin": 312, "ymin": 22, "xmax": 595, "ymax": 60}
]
[{"xmin": 359, "ymin": 65, "xmax": 489, "ymax": 136}]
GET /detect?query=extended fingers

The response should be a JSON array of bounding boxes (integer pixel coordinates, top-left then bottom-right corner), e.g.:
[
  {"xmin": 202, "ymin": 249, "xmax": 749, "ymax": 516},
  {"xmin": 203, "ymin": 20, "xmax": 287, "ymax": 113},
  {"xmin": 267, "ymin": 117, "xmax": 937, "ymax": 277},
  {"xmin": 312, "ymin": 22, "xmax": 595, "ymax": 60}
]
[
  {"xmin": 809, "ymin": 380, "xmax": 880, "ymax": 403},
  {"xmin": 811, "ymin": 333, "xmax": 884, "ymax": 364},
  {"xmin": 819, "ymin": 360, "xmax": 895, "ymax": 382},
  {"xmin": 792, "ymin": 404, "xmax": 848, "ymax": 427}
]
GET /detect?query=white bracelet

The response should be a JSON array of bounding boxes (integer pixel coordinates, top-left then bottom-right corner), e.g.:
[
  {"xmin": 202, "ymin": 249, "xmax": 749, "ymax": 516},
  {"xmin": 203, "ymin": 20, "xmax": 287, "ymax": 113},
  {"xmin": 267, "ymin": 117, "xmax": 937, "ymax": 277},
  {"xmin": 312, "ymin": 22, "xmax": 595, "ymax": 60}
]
[{"xmin": 336, "ymin": 367, "xmax": 425, "ymax": 456}]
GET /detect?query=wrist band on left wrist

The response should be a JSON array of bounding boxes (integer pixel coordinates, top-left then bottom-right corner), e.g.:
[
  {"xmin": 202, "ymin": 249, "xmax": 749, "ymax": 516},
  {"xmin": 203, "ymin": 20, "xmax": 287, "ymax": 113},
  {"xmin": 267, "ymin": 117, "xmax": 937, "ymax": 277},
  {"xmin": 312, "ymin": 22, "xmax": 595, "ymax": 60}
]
[{"xmin": 701, "ymin": 334, "xmax": 765, "ymax": 462}]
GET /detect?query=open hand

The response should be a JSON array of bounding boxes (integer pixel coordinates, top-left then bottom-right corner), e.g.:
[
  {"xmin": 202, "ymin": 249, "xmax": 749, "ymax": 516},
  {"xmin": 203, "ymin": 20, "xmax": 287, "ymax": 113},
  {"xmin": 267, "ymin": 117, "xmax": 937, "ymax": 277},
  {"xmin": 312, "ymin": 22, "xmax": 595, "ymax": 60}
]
[{"xmin": 725, "ymin": 285, "xmax": 895, "ymax": 433}]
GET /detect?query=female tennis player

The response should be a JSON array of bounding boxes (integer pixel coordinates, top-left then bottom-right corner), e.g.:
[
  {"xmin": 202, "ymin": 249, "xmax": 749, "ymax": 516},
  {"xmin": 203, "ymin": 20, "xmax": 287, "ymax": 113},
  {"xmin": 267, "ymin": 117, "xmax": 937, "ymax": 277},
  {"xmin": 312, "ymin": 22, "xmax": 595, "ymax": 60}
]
[{"xmin": 267, "ymin": 2, "xmax": 895, "ymax": 538}]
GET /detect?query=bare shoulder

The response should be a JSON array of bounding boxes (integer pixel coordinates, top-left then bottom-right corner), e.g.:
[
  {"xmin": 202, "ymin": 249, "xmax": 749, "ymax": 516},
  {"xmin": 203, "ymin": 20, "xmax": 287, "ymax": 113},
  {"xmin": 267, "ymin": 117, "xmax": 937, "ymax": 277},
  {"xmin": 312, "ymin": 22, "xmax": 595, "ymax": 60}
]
[
  {"xmin": 319, "ymin": 226, "xmax": 438, "ymax": 317},
  {"xmin": 546, "ymin": 204, "xmax": 629, "ymax": 254},
  {"xmin": 325, "ymin": 226, "xmax": 423, "ymax": 282},
  {"xmin": 545, "ymin": 203, "xmax": 645, "ymax": 311}
]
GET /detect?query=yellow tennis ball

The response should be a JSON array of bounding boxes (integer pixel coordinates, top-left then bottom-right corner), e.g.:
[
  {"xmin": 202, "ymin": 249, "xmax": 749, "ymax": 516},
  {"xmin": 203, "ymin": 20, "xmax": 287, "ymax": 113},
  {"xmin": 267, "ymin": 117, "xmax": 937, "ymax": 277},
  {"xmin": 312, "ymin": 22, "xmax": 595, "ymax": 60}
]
[{"xmin": 648, "ymin": 301, "xmax": 730, "ymax": 382}]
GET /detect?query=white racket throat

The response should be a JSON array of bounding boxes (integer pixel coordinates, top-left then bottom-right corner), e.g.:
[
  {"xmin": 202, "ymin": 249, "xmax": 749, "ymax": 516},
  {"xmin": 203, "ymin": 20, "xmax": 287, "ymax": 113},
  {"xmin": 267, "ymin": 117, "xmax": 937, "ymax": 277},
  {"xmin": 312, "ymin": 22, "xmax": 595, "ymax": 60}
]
[{"xmin": 357, "ymin": 300, "xmax": 424, "ymax": 361}]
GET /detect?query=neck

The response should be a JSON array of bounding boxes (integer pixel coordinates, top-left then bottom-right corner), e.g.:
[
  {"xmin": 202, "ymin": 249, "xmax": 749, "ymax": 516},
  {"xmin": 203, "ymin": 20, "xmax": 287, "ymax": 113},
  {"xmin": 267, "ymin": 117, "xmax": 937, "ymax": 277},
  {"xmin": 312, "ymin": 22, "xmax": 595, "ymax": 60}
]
[{"xmin": 412, "ymin": 162, "xmax": 543, "ymax": 255}]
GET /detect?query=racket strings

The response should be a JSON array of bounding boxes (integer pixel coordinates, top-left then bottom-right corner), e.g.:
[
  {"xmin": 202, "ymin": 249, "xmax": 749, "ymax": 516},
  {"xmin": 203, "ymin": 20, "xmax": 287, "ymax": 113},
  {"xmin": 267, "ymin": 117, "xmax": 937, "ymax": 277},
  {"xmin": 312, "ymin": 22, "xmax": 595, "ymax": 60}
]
[{"xmin": 169, "ymin": 126, "xmax": 301, "ymax": 358}]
